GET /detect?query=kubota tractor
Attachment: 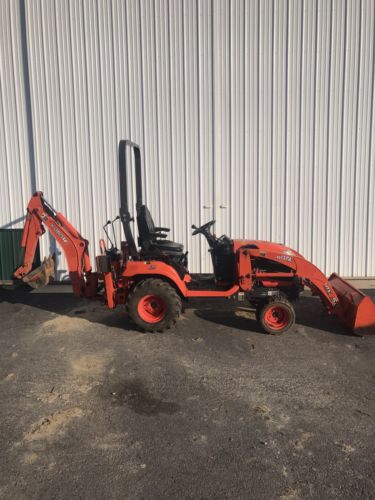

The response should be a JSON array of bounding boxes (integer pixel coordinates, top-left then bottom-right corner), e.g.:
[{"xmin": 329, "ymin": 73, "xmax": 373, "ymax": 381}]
[{"xmin": 14, "ymin": 140, "xmax": 375, "ymax": 335}]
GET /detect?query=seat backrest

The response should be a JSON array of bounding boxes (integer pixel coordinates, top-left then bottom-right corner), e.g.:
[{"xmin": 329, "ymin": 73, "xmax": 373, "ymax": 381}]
[{"xmin": 137, "ymin": 205, "xmax": 156, "ymax": 247}]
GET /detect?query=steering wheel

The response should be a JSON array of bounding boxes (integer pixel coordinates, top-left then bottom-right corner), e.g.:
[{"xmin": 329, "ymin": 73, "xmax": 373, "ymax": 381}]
[{"xmin": 191, "ymin": 220, "xmax": 216, "ymax": 236}]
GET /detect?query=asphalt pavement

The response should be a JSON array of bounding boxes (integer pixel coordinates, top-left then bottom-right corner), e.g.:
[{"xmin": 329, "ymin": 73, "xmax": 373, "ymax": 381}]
[{"xmin": 0, "ymin": 285, "xmax": 374, "ymax": 499}]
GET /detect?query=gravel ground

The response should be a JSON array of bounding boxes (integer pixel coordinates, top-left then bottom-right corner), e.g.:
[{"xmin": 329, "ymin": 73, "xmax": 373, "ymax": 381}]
[{"xmin": 0, "ymin": 285, "xmax": 374, "ymax": 499}]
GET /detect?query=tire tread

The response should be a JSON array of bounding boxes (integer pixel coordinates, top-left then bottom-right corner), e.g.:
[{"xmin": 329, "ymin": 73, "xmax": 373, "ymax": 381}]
[
  {"xmin": 258, "ymin": 296, "xmax": 295, "ymax": 335},
  {"xmin": 126, "ymin": 278, "xmax": 182, "ymax": 332}
]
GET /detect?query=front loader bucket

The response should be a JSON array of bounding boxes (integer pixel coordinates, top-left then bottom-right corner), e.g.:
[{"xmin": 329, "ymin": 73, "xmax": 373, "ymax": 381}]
[
  {"xmin": 328, "ymin": 273, "xmax": 375, "ymax": 335},
  {"xmin": 22, "ymin": 255, "xmax": 55, "ymax": 289}
]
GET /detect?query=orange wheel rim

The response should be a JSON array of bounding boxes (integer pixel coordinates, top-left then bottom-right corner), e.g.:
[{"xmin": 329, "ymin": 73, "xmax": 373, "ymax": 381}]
[
  {"xmin": 137, "ymin": 295, "xmax": 167, "ymax": 323},
  {"xmin": 264, "ymin": 305, "xmax": 289, "ymax": 330}
]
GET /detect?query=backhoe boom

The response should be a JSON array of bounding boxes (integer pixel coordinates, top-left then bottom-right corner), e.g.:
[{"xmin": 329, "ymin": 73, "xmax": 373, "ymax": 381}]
[{"xmin": 14, "ymin": 192, "xmax": 92, "ymax": 296}]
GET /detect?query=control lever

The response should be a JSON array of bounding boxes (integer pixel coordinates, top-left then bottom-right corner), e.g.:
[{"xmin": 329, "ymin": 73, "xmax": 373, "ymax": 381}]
[
  {"xmin": 103, "ymin": 220, "xmax": 114, "ymax": 247},
  {"xmin": 110, "ymin": 215, "xmax": 120, "ymax": 247},
  {"xmin": 103, "ymin": 215, "xmax": 121, "ymax": 248}
]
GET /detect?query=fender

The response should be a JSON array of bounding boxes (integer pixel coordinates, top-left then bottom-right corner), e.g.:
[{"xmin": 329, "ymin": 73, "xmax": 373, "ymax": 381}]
[{"xmin": 123, "ymin": 260, "xmax": 189, "ymax": 296}]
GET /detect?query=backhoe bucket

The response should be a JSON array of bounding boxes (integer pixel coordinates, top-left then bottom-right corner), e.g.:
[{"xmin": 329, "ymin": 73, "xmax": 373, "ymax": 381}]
[
  {"xmin": 328, "ymin": 273, "xmax": 375, "ymax": 335},
  {"xmin": 22, "ymin": 255, "xmax": 55, "ymax": 289}
]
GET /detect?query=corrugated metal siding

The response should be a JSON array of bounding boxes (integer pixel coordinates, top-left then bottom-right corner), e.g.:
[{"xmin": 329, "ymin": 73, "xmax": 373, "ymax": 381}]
[{"xmin": 0, "ymin": 0, "xmax": 374, "ymax": 277}]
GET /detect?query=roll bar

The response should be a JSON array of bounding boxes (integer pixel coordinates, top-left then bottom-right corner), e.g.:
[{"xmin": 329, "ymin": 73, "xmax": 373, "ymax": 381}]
[{"xmin": 118, "ymin": 140, "xmax": 142, "ymax": 259}]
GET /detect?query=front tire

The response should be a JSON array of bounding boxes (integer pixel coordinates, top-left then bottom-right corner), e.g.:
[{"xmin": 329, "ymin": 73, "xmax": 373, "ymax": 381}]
[
  {"xmin": 126, "ymin": 278, "xmax": 182, "ymax": 332},
  {"xmin": 257, "ymin": 297, "xmax": 295, "ymax": 335}
]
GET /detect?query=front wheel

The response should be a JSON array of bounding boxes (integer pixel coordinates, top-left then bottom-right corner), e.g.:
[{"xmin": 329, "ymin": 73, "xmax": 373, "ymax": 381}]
[
  {"xmin": 257, "ymin": 298, "xmax": 295, "ymax": 335},
  {"xmin": 126, "ymin": 278, "xmax": 182, "ymax": 332}
]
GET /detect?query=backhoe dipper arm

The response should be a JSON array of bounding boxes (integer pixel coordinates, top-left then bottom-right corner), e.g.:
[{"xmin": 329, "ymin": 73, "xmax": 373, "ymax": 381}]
[{"xmin": 14, "ymin": 192, "xmax": 92, "ymax": 296}]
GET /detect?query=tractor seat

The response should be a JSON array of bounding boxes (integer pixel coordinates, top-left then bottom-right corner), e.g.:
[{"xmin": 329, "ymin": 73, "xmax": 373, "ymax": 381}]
[
  {"xmin": 148, "ymin": 239, "xmax": 183, "ymax": 252},
  {"xmin": 137, "ymin": 205, "xmax": 183, "ymax": 255}
]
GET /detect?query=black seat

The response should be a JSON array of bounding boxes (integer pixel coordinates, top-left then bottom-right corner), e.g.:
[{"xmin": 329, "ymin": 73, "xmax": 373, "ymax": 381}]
[{"xmin": 137, "ymin": 205, "xmax": 183, "ymax": 256}]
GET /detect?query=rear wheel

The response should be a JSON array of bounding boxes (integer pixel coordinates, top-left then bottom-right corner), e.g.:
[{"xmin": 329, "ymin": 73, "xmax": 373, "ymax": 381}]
[
  {"xmin": 257, "ymin": 297, "xmax": 295, "ymax": 335},
  {"xmin": 126, "ymin": 278, "xmax": 182, "ymax": 332}
]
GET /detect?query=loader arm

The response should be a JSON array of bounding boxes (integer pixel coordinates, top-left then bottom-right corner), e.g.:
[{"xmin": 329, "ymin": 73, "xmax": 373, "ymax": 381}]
[
  {"xmin": 245, "ymin": 246, "xmax": 375, "ymax": 334},
  {"xmin": 14, "ymin": 192, "xmax": 92, "ymax": 296}
]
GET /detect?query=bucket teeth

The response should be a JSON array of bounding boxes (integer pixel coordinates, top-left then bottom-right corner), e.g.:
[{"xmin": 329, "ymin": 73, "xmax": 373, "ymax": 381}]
[
  {"xmin": 22, "ymin": 255, "xmax": 55, "ymax": 289},
  {"xmin": 328, "ymin": 273, "xmax": 375, "ymax": 335}
]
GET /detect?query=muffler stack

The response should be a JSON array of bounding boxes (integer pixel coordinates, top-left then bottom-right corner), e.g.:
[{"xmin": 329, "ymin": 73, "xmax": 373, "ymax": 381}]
[{"xmin": 328, "ymin": 273, "xmax": 375, "ymax": 335}]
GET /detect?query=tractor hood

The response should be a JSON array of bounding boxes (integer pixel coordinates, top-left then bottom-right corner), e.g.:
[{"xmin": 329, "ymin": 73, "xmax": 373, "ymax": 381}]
[{"xmin": 232, "ymin": 239, "xmax": 304, "ymax": 258}]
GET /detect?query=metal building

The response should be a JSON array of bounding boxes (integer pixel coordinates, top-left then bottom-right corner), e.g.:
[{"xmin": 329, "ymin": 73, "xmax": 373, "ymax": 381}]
[{"xmin": 0, "ymin": 0, "xmax": 374, "ymax": 278}]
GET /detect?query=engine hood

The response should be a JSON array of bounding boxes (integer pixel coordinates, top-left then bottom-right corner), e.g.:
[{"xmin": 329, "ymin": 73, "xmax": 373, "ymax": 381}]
[{"xmin": 232, "ymin": 239, "xmax": 304, "ymax": 258}]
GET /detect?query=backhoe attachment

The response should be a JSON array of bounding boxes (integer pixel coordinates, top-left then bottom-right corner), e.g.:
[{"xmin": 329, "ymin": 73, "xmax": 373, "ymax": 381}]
[{"xmin": 14, "ymin": 192, "xmax": 93, "ymax": 297}]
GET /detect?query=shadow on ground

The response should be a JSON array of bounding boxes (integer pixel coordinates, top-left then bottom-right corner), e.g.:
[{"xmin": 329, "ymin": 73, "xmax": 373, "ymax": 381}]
[
  {"xmin": 0, "ymin": 285, "xmax": 133, "ymax": 330},
  {"xmin": 2, "ymin": 284, "xmax": 374, "ymax": 336},
  {"xmin": 192, "ymin": 299, "xmax": 350, "ymax": 336}
]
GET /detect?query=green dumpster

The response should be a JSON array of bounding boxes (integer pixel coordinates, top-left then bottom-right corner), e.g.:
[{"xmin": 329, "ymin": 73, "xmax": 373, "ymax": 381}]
[{"xmin": 0, "ymin": 229, "xmax": 40, "ymax": 284}]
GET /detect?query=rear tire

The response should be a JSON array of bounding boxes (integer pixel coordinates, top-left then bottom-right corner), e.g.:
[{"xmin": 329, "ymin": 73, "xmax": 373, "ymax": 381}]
[
  {"xmin": 257, "ymin": 297, "xmax": 295, "ymax": 335},
  {"xmin": 126, "ymin": 278, "xmax": 181, "ymax": 332}
]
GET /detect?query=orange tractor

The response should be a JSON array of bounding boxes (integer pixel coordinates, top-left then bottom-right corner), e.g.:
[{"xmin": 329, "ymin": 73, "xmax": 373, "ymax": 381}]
[{"xmin": 14, "ymin": 140, "xmax": 375, "ymax": 335}]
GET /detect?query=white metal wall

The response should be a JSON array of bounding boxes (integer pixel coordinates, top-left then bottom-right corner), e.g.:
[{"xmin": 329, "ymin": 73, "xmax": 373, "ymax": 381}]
[{"xmin": 0, "ymin": 0, "xmax": 374, "ymax": 278}]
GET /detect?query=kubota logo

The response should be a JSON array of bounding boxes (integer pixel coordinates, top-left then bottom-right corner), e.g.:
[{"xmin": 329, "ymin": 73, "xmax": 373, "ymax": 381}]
[
  {"xmin": 50, "ymin": 224, "xmax": 68, "ymax": 243},
  {"xmin": 324, "ymin": 283, "xmax": 333, "ymax": 294},
  {"xmin": 324, "ymin": 283, "xmax": 338, "ymax": 304}
]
